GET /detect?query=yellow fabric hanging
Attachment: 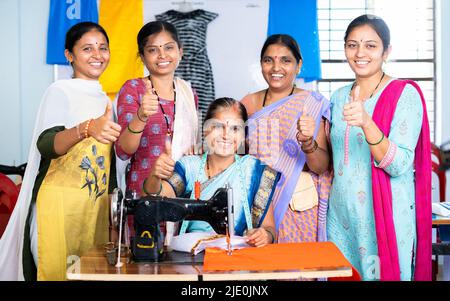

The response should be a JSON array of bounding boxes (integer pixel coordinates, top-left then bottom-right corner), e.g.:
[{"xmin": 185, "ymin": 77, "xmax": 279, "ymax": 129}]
[{"xmin": 99, "ymin": 0, "xmax": 144, "ymax": 100}]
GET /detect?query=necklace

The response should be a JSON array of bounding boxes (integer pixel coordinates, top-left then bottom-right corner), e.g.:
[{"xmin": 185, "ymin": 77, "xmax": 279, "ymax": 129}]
[
  {"xmin": 206, "ymin": 157, "xmax": 211, "ymax": 179},
  {"xmin": 205, "ymin": 156, "xmax": 229, "ymax": 179},
  {"xmin": 351, "ymin": 72, "xmax": 385, "ymax": 99},
  {"xmin": 147, "ymin": 75, "xmax": 176, "ymax": 137},
  {"xmin": 262, "ymin": 84, "xmax": 295, "ymax": 108}
]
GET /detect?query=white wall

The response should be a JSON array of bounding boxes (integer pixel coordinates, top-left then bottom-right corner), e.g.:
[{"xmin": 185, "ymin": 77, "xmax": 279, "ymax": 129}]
[{"xmin": 0, "ymin": 0, "xmax": 53, "ymax": 165}]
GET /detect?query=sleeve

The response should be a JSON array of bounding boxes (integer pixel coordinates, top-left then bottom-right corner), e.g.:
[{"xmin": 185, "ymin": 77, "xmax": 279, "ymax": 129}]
[
  {"xmin": 166, "ymin": 157, "xmax": 195, "ymax": 197},
  {"xmin": 36, "ymin": 126, "xmax": 65, "ymax": 159},
  {"xmin": 201, "ymin": 10, "xmax": 218, "ymax": 23},
  {"xmin": 374, "ymin": 84, "xmax": 424, "ymax": 177},
  {"xmin": 317, "ymin": 92, "xmax": 331, "ymax": 121},
  {"xmin": 115, "ymin": 80, "xmax": 141, "ymax": 160}
]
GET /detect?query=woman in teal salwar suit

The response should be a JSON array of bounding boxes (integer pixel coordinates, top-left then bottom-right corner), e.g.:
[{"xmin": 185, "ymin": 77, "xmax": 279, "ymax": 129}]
[{"xmin": 143, "ymin": 98, "xmax": 280, "ymax": 247}]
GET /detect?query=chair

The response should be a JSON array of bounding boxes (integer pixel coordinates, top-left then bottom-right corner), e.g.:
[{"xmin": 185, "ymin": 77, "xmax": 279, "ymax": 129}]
[
  {"xmin": 432, "ymin": 143, "xmax": 446, "ymax": 202},
  {"xmin": 0, "ymin": 173, "xmax": 19, "ymax": 238},
  {"xmin": 431, "ymin": 142, "xmax": 450, "ymax": 280}
]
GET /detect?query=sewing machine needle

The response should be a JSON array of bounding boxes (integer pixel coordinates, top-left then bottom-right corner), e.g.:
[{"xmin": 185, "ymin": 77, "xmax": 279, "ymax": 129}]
[{"xmin": 226, "ymin": 226, "xmax": 232, "ymax": 256}]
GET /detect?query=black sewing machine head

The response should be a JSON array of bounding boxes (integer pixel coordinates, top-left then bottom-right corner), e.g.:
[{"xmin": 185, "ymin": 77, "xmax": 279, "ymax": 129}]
[{"xmin": 110, "ymin": 186, "xmax": 230, "ymax": 262}]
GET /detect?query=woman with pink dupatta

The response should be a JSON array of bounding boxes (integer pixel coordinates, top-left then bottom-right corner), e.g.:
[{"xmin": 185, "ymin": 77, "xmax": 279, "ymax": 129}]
[
  {"xmin": 241, "ymin": 34, "xmax": 333, "ymax": 246},
  {"xmin": 327, "ymin": 15, "xmax": 431, "ymax": 281}
]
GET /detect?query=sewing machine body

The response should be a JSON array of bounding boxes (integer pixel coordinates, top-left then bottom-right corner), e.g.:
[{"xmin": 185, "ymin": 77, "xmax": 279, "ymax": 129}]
[{"xmin": 111, "ymin": 186, "xmax": 232, "ymax": 262}]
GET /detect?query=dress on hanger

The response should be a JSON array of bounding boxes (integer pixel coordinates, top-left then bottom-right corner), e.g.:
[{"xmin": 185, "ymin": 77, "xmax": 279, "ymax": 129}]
[{"xmin": 156, "ymin": 9, "xmax": 218, "ymax": 119}]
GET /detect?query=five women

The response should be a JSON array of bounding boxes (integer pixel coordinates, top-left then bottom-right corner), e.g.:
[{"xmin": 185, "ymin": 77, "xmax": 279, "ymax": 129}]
[{"xmin": 0, "ymin": 13, "xmax": 432, "ymax": 281}]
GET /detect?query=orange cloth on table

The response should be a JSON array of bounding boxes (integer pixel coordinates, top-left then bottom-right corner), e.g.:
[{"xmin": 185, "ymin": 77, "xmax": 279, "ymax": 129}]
[{"xmin": 203, "ymin": 242, "xmax": 353, "ymax": 273}]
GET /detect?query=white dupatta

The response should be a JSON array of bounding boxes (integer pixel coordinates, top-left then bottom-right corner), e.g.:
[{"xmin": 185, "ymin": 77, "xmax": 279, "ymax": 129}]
[
  {"xmin": 171, "ymin": 77, "xmax": 199, "ymax": 161},
  {"xmin": 0, "ymin": 79, "xmax": 109, "ymax": 280}
]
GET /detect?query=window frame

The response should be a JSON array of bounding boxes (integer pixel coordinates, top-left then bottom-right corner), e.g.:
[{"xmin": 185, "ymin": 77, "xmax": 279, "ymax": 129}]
[{"xmin": 316, "ymin": 0, "xmax": 436, "ymax": 142}]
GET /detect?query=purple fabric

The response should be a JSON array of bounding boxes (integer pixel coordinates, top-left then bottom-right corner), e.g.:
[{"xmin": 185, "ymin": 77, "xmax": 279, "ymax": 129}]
[{"xmin": 247, "ymin": 91, "xmax": 331, "ymax": 239}]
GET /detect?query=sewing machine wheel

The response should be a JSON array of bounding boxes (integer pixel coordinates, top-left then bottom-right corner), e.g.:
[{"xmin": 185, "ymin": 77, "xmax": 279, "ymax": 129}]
[{"xmin": 110, "ymin": 188, "xmax": 123, "ymax": 229}]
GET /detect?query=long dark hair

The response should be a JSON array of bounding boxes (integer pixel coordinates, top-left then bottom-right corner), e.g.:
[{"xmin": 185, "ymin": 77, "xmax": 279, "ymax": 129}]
[
  {"xmin": 344, "ymin": 14, "xmax": 390, "ymax": 52},
  {"xmin": 260, "ymin": 34, "xmax": 302, "ymax": 63},
  {"xmin": 65, "ymin": 22, "xmax": 109, "ymax": 53},
  {"xmin": 137, "ymin": 21, "xmax": 181, "ymax": 55}
]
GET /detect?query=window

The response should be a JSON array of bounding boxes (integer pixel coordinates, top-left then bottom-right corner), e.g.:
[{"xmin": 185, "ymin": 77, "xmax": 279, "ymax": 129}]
[{"xmin": 317, "ymin": 0, "xmax": 435, "ymax": 141}]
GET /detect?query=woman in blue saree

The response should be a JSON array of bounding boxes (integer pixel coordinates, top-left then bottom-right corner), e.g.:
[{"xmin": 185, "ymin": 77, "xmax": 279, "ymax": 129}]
[{"xmin": 143, "ymin": 98, "xmax": 280, "ymax": 247}]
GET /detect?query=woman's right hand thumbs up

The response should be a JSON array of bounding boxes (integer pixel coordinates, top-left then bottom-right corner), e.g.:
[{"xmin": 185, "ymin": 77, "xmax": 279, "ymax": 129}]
[
  {"xmin": 88, "ymin": 101, "xmax": 122, "ymax": 144},
  {"xmin": 138, "ymin": 78, "xmax": 159, "ymax": 119},
  {"xmin": 296, "ymin": 105, "xmax": 315, "ymax": 143}
]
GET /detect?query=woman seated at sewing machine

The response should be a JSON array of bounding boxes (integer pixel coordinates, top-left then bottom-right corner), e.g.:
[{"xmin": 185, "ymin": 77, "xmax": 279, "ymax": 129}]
[{"xmin": 143, "ymin": 97, "xmax": 279, "ymax": 247}]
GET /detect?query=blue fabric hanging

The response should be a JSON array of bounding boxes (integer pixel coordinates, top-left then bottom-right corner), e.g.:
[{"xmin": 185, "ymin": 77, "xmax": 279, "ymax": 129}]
[
  {"xmin": 46, "ymin": 0, "xmax": 99, "ymax": 65},
  {"xmin": 267, "ymin": 0, "xmax": 321, "ymax": 82}
]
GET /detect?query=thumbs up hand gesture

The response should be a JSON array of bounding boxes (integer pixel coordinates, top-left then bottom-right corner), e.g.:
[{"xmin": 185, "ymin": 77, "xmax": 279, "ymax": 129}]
[
  {"xmin": 296, "ymin": 105, "xmax": 316, "ymax": 143},
  {"xmin": 343, "ymin": 85, "xmax": 370, "ymax": 128},
  {"xmin": 88, "ymin": 101, "xmax": 122, "ymax": 144},
  {"xmin": 150, "ymin": 138, "xmax": 175, "ymax": 180},
  {"xmin": 138, "ymin": 78, "xmax": 159, "ymax": 120}
]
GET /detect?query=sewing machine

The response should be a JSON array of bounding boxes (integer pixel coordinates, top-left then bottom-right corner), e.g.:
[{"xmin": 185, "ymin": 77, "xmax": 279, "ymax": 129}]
[{"xmin": 110, "ymin": 185, "xmax": 234, "ymax": 263}]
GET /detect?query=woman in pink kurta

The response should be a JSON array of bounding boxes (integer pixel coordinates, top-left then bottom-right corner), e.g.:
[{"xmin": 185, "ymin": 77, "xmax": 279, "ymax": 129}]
[
  {"xmin": 116, "ymin": 79, "xmax": 197, "ymax": 194},
  {"xmin": 115, "ymin": 21, "xmax": 199, "ymax": 237},
  {"xmin": 116, "ymin": 21, "xmax": 198, "ymax": 197}
]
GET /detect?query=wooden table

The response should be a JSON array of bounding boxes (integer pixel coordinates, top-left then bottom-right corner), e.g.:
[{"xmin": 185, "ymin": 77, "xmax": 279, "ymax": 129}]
[
  {"xmin": 66, "ymin": 246, "xmax": 353, "ymax": 281},
  {"xmin": 433, "ymin": 215, "xmax": 450, "ymax": 226},
  {"xmin": 433, "ymin": 215, "xmax": 450, "ymax": 256}
]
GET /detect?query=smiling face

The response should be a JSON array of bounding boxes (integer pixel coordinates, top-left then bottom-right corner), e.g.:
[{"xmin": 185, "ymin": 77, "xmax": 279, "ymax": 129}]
[
  {"xmin": 261, "ymin": 43, "xmax": 301, "ymax": 92},
  {"xmin": 204, "ymin": 108, "xmax": 246, "ymax": 158},
  {"xmin": 65, "ymin": 29, "xmax": 110, "ymax": 80},
  {"xmin": 141, "ymin": 30, "xmax": 182, "ymax": 77},
  {"xmin": 344, "ymin": 24, "xmax": 390, "ymax": 79}
]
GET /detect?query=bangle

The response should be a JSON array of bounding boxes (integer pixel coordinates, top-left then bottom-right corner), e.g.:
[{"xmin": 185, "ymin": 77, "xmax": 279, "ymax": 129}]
[
  {"xmin": 127, "ymin": 123, "xmax": 144, "ymax": 134},
  {"xmin": 143, "ymin": 178, "xmax": 162, "ymax": 196},
  {"xmin": 264, "ymin": 228, "xmax": 275, "ymax": 243},
  {"xmin": 136, "ymin": 108, "xmax": 148, "ymax": 123},
  {"xmin": 76, "ymin": 123, "xmax": 81, "ymax": 139},
  {"xmin": 302, "ymin": 140, "xmax": 318, "ymax": 154},
  {"xmin": 366, "ymin": 132, "xmax": 385, "ymax": 146},
  {"xmin": 296, "ymin": 133, "xmax": 313, "ymax": 146},
  {"xmin": 84, "ymin": 119, "xmax": 93, "ymax": 139}
]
